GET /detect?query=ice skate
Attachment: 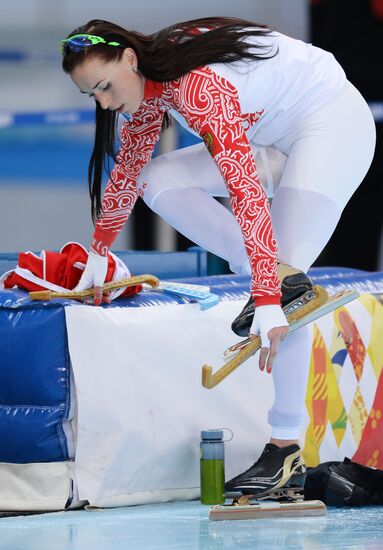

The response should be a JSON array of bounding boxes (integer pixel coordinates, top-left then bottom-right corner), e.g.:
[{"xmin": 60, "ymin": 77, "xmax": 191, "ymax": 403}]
[
  {"xmin": 231, "ymin": 264, "xmax": 316, "ymax": 338},
  {"xmin": 201, "ymin": 264, "xmax": 358, "ymax": 389},
  {"xmin": 209, "ymin": 444, "xmax": 326, "ymax": 520},
  {"xmin": 225, "ymin": 443, "xmax": 306, "ymax": 498}
]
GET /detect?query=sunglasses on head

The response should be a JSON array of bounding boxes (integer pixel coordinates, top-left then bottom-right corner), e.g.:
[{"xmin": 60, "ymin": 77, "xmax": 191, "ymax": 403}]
[{"xmin": 61, "ymin": 34, "xmax": 123, "ymax": 54}]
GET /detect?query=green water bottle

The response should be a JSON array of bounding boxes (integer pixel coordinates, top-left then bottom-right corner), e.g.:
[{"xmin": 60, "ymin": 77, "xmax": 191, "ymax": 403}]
[{"xmin": 200, "ymin": 429, "xmax": 225, "ymax": 505}]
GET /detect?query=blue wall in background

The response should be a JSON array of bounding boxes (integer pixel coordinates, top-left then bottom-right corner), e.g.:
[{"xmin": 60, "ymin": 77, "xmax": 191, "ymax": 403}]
[{"xmin": 0, "ymin": 124, "xmax": 201, "ymax": 184}]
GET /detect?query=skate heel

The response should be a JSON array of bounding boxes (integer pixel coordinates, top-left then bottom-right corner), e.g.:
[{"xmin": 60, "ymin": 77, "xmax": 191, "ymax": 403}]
[
  {"xmin": 278, "ymin": 264, "xmax": 313, "ymax": 308},
  {"xmin": 286, "ymin": 472, "xmax": 306, "ymax": 489}
]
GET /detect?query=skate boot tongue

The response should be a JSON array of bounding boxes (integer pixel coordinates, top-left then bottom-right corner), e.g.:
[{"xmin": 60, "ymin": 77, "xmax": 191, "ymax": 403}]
[{"xmin": 280, "ymin": 268, "xmax": 313, "ymax": 308}]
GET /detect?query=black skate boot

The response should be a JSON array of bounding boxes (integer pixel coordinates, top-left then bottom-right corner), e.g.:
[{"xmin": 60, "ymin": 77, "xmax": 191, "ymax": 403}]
[
  {"xmin": 232, "ymin": 264, "xmax": 314, "ymax": 337},
  {"xmin": 225, "ymin": 443, "xmax": 306, "ymax": 499}
]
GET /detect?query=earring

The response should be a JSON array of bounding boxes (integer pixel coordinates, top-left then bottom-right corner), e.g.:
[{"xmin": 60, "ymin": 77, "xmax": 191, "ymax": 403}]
[{"xmin": 133, "ymin": 66, "xmax": 138, "ymax": 73}]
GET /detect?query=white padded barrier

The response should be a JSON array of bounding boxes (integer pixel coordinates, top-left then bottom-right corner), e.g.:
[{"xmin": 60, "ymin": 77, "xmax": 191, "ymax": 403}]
[{"xmin": 65, "ymin": 291, "xmax": 383, "ymax": 508}]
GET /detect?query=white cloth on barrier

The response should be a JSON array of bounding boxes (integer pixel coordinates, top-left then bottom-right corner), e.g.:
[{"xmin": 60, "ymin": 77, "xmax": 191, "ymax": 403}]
[
  {"xmin": 65, "ymin": 296, "xmax": 379, "ymax": 507},
  {"xmin": 65, "ymin": 301, "xmax": 277, "ymax": 507}
]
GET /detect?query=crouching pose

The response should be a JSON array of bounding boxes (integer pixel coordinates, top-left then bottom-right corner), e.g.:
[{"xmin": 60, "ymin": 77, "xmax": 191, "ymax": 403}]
[{"xmin": 61, "ymin": 17, "xmax": 375, "ymax": 498}]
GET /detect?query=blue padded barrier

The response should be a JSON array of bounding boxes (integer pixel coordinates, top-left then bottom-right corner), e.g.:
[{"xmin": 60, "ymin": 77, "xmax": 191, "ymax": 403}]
[
  {"xmin": 170, "ymin": 270, "xmax": 383, "ymax": 302},
  {"xmin": 0, "ymin": 406, "xmax": 68, "ymax": 463},
  {"xmin": 308, "ymin": 267, "xmax": 366, "ymax": 277},
  {"xmin": 55, "ymin": 268, "xmax": 383, "ymax": 308},
  {"xmin": 2, "ymin": 269, "xmax": 383, "ymax": 312},
  {"xmin": 0, "ymin": 305, "xmax": 70, "ymax": 405},
  {"xmin": 0, "ymin": 302, "xmax": 70, "ymax": 463},
  {"xmin": 309, "ymin": 269, "xmax": 383, "ymax": 296}
]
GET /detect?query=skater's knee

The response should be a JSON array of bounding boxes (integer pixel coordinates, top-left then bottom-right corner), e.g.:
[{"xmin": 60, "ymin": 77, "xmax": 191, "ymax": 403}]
[
  {"xmin": 138, "ymin": 155, "xmax": 169, "ymax": 186},
  {"xmin": 138, "ymin": 155, "xmax": 178, "ymax": 208},
  {"xmin": 149, "ymin": 186, "xmax": 210, "ymax": 216}
]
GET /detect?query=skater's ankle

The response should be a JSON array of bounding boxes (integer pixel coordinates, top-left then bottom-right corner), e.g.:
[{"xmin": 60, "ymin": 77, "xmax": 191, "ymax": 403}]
[{"xmin": 269, "ymin": 438, "xmax": 300, "ymax": 448}]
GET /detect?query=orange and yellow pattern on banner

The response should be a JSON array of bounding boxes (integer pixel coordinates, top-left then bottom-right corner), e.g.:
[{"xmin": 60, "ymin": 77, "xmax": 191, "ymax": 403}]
[{"xmin": 303, "ymin": 293, "xmax": 383, "ymax": 468}]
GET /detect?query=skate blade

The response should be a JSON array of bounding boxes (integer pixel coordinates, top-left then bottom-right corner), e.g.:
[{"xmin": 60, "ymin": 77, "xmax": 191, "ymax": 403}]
[
  {"xmin": 29, "ymin": 274, "xmax": 159, "ymax": 301},
  {"xmin": 222, "ymin": 285, "xmax": 327, "ymax": 362},
  {"xmin": 223, "ymin": 287, "xmax": 358, "ymax": 362},
  {"xmin": 209, "ymin": 499, "xmax": 326, "ymax": 521},
  {"xmin": 202, "ymin": 287, "xmax": 358, "ymax": 389}
]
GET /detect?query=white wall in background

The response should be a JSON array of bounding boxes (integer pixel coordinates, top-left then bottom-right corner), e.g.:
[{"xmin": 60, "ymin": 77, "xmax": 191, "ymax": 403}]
[{"xmin": 0, "ymin": 0, "xmax": 308, "ymax": 39}]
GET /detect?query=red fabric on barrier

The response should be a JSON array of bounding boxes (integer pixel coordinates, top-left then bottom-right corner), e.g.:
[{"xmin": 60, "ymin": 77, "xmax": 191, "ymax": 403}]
[{"xmin": 1, "ymin": 242, "xmax": 141, "ymax": 298}]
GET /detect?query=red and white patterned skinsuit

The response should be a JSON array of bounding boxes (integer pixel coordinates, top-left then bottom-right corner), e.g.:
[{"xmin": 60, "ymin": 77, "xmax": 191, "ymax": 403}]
[
  {"xmin": 90, "ymin": 30, "xmax": 375, "ymax": 438},
  {"xmin": 91, "ymin": 30, "xmax": 368, "ymax": 306}
]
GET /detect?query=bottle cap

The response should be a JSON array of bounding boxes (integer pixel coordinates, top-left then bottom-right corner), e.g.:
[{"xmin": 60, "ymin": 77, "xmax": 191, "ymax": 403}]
[{"xmin": 201, "ymin": 429, "xmax": 223, "ymax": 440}]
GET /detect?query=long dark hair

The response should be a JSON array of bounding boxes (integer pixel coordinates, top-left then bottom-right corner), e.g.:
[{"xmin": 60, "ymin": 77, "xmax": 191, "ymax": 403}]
[{"xmin": 62, "ymin": 17, "xmax": 276, "ymax": 221}]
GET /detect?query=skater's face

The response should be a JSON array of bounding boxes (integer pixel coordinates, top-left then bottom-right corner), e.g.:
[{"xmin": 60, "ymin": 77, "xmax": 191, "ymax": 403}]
[{"xmin": 71, "ymin": 49, "xmax": 145, "ymax": 114}]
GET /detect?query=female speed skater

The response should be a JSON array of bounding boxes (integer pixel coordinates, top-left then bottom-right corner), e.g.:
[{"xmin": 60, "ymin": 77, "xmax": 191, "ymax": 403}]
[{"xmin": 61, "ymin": 17, "xmax": 376, "ymax": 499}]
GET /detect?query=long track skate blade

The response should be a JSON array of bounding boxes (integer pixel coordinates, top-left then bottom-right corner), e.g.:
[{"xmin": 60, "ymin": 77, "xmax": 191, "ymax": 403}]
[
  {"xmin": 209, "ymin": 499, "xmax": 326, "ymax": 521},
  {"xmin": 287, "ymin": 288, "xmax": 359, "ymax": 333},
  {"xmin": 29, "ymin": 274, "xmax": 159, "ymax": 301},
  {"xmin": 202, "ymin": 287, "xmax": 358, "ymax": 388},
  {"xmin": 223, "ymin": 288, "xmax": 358, "ymax": 362}
]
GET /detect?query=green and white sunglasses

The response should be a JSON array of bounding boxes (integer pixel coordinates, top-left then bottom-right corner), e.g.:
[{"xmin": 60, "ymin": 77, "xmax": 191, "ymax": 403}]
[{"xmin": 61, "ymin": 34, "xmax": 123, "ymax": 54}]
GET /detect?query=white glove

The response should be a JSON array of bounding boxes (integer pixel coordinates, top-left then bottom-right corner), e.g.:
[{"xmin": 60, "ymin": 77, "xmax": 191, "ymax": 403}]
[
  {"xmin": 74, "ymin": 250, "xmax": 108, "ymax": 291},
  {"xmin": 250, "ymin": 304, "xmax": 289, "ymax": 348}
]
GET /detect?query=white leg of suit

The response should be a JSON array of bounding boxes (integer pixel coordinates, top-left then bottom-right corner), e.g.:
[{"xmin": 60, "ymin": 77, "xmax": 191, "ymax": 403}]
[{"xmin": 267, "ymin": 81, "xmax": 375, "ymax": 438}]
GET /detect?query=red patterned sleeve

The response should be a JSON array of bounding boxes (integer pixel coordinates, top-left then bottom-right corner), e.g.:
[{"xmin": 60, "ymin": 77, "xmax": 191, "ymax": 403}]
[
  {"xmin": 91, "ymin": 101, "xmax": 164, "ymax": 256},
  {"xmin": 171, "ymin": 68, "xmax": 281, "ymax": 306}
]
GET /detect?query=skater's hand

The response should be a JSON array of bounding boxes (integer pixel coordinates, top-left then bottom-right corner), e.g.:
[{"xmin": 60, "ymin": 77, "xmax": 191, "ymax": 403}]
[
  {"xmin": 74, "ymin": 250, "xmax": 111, "ymax": 306},
  {"xmin": 249, "ymin": 304, "xmax": 289, "ymax": 373}
]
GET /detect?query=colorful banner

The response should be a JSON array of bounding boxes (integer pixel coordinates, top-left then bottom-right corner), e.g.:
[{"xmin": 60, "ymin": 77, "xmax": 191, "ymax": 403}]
[{"xmin": 303, "ymin": 294, "xmax": 383, "ymax": 467}]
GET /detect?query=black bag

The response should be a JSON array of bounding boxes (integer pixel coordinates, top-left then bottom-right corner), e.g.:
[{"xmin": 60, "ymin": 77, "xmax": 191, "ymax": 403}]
[{"xmin": 304, "ymin": 457, "xmax": 383, "ymax": 506}]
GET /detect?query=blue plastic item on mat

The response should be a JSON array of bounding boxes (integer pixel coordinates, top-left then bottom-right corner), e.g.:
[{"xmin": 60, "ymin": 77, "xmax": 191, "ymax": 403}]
[{"xmin": 158, "ymin": 283, "xmax": 219, "ymax": 310}]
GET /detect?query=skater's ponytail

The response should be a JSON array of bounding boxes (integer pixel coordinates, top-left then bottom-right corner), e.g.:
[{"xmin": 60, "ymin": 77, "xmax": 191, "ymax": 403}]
[{"xmin": 62, "ymin": 17, "xmax": 277, "ymax": 221}]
